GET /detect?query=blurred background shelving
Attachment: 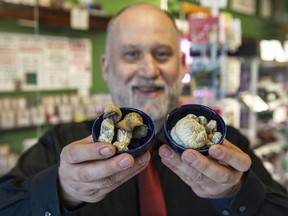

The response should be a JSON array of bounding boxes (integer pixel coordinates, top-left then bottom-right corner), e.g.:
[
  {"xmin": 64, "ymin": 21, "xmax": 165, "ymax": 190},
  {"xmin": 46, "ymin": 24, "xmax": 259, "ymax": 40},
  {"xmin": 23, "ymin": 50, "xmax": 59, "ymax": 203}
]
[{"xmin": 0, "ymin": 0, "xmax": 287, "ymax": 188}]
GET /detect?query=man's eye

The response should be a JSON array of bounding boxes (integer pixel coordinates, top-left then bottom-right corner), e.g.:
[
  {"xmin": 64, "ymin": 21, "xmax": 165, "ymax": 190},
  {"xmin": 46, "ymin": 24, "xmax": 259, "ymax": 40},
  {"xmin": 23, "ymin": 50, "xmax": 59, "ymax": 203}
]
[
  {"xmin": 123, "ymin": 51, "xmax": 140, "ymax": 60},
  {"xmin": 154, "ymin": 51, "xmax": 172, "ymax": 61}
]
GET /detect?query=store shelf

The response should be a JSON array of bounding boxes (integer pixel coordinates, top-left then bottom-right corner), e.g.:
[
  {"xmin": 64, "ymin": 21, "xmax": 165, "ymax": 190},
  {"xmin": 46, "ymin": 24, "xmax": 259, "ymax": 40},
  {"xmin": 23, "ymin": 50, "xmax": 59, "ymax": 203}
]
[{"xmin": 0, "ymin": 2, "xmax": 110, "ymax": 30}]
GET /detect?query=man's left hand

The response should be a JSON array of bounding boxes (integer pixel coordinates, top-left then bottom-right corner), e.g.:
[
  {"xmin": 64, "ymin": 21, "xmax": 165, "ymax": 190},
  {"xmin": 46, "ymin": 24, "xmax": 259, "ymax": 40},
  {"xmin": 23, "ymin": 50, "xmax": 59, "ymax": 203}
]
[{"xmin": 158, "ymin": 139, "xmax": 251, "ymax": 199}]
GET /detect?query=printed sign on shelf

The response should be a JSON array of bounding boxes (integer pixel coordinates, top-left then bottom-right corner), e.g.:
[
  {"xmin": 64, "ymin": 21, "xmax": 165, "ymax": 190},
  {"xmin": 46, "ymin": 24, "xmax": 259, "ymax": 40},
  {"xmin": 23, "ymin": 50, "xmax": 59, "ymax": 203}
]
[{"xmin": 0, "ymin": 32, "xmax": 92, "ymax": 92}]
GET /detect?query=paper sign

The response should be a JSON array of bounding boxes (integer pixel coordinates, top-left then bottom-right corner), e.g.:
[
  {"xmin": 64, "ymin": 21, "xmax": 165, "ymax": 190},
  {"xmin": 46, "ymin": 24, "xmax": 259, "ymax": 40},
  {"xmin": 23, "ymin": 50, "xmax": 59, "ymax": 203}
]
[{"xmin": 70, "ymin": 8, "xmax": 89, "ymax": 30}]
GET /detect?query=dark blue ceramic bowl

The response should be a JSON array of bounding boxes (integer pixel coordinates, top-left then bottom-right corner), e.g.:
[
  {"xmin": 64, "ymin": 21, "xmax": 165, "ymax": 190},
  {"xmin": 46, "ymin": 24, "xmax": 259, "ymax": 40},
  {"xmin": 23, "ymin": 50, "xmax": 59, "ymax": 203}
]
[
  {"xmin": 164, "ymin": 104, "xmax": 227, "ymax": 155},
  {"xmin": 92, "ymin": 107, "xmax": 155, "ymax": 158}
]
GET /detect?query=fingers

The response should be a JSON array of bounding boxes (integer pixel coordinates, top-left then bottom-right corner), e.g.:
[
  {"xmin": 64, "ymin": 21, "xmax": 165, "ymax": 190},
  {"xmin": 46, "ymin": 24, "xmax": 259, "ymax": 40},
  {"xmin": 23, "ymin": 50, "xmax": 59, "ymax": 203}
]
[
  {"xmin": 60, "ymin": 135, "xmax": 151, "ymax": 182},
  {"xmin": 208, "ymin": 139, "xmax": 252, "ymax": 172},
  {"xmin": 59, "ymin": 136, "xmax": 151, "ymax": 205},
  {"xmin": 111, "ymin": 151, "xmax": 151, "ymax": 182},
  {"xmin": 61, "ymin": 136, "xmax": 117, "ymax": 164},
  {"xmin": 66, "ymin": 154, "xmax": 150, "ymax": 203},
  {"xmin": 160, "ymin": 145, "xmax": 223, "ymax": 183},
  {"xmin": 160, "ymin": 139, "xmax": 251, "ymax": 174},
  {"xmin": 159, "ymin": 144, "xmax": 187, "ymax": 175},
  {"xmin": 181, "ymin": 149, "xmax": 241, "ymax": 184},
  {"xmin": 67, "ymin": 153, "xmax": 132, "ymax": 182},
  {"xmin": 159, "ymin": 141, "xmax": 251, "ymax": 185},
  {"xmin": 63, "ymin": 150, "xmax": 151, "ymax": 183}
]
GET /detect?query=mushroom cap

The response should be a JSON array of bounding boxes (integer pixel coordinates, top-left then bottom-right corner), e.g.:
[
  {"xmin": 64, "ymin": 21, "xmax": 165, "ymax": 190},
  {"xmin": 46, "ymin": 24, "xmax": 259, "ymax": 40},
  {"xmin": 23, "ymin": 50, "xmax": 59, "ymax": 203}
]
[
  {"xmin": 116, "ymin": 112, "xmax": 144, "ymax": 132},
  {"xmin": 205, "ymin": 120, "xmax": 217, "ymax": 133},
  {"xmin": 103, "ymin": 104, "xmax": 122, "ymax": 123},
  {"xmin": 132, "ymin": 124, "xmax": 148, "ymax": 139},
  {"xmin": 173, "ymin": 115, "xmax": 207, "ymax": 149}
]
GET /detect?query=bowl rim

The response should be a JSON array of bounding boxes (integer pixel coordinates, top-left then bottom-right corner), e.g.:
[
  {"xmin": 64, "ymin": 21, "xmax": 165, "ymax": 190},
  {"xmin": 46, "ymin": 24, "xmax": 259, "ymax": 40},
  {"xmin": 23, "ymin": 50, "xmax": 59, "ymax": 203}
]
[
  {"xmin": 91, "ymin": 106, "xmax": 155, "ymax": 156},
  {"xmin": 164, "ymin": 103, "xmax": 227, "ymax": 154}
]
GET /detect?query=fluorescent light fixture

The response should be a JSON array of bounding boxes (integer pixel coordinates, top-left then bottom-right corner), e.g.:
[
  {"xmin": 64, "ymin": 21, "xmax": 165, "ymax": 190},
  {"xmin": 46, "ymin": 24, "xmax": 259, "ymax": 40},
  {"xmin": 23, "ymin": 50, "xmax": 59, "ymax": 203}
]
[
  {"xmin": 274, "ymin": 40, "xmax": 287, "ymax": 62},
  {"xmin": 260, "ymin": 40, "xmax": 274, "ymax": 61},
  {"xmin": 240, "ymin": 92, "xmax": 269, "ymax": 112},
  {"xmin": 260, "ymin": 40, "xmax": 288, "ymax": 62}
]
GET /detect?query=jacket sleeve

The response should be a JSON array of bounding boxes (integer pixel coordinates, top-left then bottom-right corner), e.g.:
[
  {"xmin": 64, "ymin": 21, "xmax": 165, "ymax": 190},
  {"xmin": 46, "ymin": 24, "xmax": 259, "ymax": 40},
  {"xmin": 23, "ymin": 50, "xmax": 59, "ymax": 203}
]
[
  {"xmin": 0, "ymin": 139, "xmax": 61, "ymax": 215},
  {"xmin": 209, "ymin": 126, "xmax": 288, "ymax": 216},
  {"xmin": 0, "ymin": 122, "xmax": 91, "ymax": 216}
]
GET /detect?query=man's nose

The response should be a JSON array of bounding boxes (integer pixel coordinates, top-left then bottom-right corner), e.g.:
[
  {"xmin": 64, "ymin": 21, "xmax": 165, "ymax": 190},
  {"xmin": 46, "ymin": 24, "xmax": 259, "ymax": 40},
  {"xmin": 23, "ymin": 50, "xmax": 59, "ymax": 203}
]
[{"xmin": 138, "ymin": 54, "xmax": 160, "ymax": 79}]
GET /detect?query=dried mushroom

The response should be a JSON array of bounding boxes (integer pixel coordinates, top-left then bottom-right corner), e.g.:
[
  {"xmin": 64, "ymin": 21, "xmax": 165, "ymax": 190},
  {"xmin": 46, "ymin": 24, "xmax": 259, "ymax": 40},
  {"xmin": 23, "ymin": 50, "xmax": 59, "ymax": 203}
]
[
  {"xmin": 113, "ymin": 129, "xmax": 132, "ymax": 151},
  {"xmin": 98, "ymin": 104, "xmax": 122, "ymax": 143},
  {"xmin": 98, "ymin": 104, "xmax": 148, "ymax": 151},
  {"xmin": 103, "ymin": 104, "xmax": 122, "ymax": 123},
  {"xmin": 114, "ymin": 112, "xmax": 148, "ymax": 151},
  {"xmin": 133, "ymin": 124, "xmax": 148, "ymax": 139},
  {"xmin": 98, "ymin": 118, "xmax": 115, "ymax": 143},
  {"xmin": 170, "ymin": 114, "xmax": 222, "ymax": 149}
]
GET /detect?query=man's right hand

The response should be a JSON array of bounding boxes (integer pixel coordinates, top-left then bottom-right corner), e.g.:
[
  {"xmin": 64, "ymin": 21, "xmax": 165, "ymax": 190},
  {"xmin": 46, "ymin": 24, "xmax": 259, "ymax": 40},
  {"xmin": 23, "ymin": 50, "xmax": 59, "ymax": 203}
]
[{"xmin": 58, "ymin": 135, "xmax": 150, "ymax": 209}]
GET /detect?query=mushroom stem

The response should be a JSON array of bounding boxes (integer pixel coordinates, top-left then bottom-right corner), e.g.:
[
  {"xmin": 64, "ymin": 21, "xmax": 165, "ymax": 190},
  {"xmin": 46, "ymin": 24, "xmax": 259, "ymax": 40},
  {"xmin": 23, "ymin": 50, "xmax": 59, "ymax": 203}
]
[
  {"xmin": 97, "ymin": 104, "xmax": 149, "ymax": 151},
  {"xmin": 98, "ymin": 104, "xmax": 122, "ymax": 143},
  {"xmin": 113, "ymin": 129, "xmax": 132, "ymax": 151},
  {"xmin": 98, "ymin": 118, "xmax": 115, "ymax": 143}
]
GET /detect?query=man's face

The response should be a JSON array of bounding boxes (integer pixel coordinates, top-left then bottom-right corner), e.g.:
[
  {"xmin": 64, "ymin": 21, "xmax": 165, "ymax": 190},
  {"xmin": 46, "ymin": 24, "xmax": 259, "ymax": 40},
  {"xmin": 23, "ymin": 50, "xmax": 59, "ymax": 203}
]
[{"xmin": 102, "ymin": 6, "xmax": 183, "ymax": 125}]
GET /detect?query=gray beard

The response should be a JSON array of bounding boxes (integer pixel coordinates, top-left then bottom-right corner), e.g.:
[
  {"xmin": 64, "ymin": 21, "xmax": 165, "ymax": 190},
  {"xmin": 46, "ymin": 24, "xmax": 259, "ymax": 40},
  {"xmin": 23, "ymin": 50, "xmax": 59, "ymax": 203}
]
[{"xmin": 107, "ymin": 73, "xmax": 182, "ymax": 132}]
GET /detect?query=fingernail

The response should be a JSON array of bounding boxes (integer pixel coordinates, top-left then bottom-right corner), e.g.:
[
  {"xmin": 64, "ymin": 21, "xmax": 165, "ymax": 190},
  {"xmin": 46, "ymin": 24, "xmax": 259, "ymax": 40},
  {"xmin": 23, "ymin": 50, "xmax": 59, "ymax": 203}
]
[
  {"xmin": 100, "ymin": 147, "xmax": 113, "ymax": 156},
  {"xmin": 119, "ymin": 157, "xmax": 133, "ymax": 170},
  {"xmin": 184, "ymin": 153, "xmax": 196, "ymax": 164},
  {"xmin": 211, "ymin": 146, "xmax": 222, "ymax": 157},
  {"xmin": 161, "ymin": 146, "xmax": 174, "ymax": 160}
]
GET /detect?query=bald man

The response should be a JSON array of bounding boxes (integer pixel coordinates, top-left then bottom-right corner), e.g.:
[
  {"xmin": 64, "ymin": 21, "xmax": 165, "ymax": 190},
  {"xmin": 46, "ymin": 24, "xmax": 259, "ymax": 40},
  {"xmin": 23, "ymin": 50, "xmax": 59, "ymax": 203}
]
[{"xmin": 1, "ymin": 3, "xmax": 287, "ymax": 216}]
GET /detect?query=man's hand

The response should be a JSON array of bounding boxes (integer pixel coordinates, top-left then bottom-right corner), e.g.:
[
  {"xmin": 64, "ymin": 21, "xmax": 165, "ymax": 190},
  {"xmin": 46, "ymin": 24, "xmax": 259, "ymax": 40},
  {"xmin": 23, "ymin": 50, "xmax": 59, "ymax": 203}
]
[
  {"xmin": 159, "ymin": 139, "xmax": 251, "ymax": 199},
  {"xmin": 58, "ymin": 135, "xmax": 150, "ymax": 208}
]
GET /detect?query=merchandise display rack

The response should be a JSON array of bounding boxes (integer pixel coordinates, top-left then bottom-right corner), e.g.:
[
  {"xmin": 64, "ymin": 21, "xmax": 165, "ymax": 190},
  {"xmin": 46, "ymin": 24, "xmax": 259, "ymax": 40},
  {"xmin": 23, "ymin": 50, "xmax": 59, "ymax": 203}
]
[{"xmin": 0, "ymin": 2, "xmax": 110, "ymax": 30}]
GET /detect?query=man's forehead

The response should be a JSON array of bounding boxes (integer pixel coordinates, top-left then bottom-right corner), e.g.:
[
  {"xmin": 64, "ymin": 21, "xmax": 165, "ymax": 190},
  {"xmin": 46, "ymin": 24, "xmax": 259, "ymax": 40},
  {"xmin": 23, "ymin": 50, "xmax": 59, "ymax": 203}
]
[
  {"xmin": 119, "ymin": 43, "xmax": 173, "ymax": 49},
  {"xmin": 113, "ymin": 5, "xmax": 176, "ymax": 30},
  {"xmin": 113, "ymin": 28, "xmax": 180, "ymax": 50},
  {"xmin": 113, "ymin": 17, "xmax": 179, "ymax": 42},
  {"xmin": 116, "ymin": 4, "xmax": 167, "ymax": 20},
  {"xmin": 106, "ymin": 4, "xmax": 180, "ymax": 52}
]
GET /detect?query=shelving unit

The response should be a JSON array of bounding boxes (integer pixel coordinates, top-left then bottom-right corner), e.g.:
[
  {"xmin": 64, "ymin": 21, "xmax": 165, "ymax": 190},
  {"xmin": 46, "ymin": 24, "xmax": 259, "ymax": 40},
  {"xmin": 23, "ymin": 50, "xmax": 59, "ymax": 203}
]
[
  {"xmin": 0, "ymin": 2, "xmax": 110, "ymax": 30},
  {"xmin": 0, "ymin": 2, "xmax": 111, "ymax": 160}
]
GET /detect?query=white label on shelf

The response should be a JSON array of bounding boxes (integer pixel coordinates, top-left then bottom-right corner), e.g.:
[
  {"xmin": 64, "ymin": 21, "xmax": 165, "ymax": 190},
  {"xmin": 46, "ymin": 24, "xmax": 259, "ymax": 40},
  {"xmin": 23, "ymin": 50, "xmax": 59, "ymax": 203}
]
[{"xmin": 70, "ymin": 8, "xmax": 89, "ymax": 30}]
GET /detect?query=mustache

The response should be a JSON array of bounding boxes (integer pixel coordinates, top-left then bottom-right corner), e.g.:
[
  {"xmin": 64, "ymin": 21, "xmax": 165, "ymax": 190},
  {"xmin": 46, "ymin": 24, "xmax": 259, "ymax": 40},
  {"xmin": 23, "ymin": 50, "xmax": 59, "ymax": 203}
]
[{"xmin": 128, "ymin": 78, "xmax": 167, "ymax": 88}]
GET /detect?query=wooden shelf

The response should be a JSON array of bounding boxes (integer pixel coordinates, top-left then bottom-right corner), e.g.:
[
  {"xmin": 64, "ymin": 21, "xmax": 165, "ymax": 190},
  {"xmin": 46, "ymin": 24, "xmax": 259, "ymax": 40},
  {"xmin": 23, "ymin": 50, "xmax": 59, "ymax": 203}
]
[{"xmin": 0, "ymin": 2, "xmax": 110, "ymax": 31}]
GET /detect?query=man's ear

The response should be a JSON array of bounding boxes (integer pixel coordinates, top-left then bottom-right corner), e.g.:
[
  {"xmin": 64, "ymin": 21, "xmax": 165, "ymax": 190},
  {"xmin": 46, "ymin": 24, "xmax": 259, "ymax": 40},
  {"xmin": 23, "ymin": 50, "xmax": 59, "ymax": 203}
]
[
  {"xmin": 181, "ymin": 51, "xmax": 186, "ymax": 69},
  {"xmin": 101, "ymin": 54, "xmax": 108, "ymax": 81},
  {"xmin": 180, "ymin": 52, "xmax": 187, "ymax": 78}
]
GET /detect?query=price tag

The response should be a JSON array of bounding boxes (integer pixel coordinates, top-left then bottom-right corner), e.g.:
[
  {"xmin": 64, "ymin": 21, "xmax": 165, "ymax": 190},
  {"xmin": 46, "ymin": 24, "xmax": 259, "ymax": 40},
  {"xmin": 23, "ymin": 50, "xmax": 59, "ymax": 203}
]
[
  {"xmin": 200, "ymin": 0, "xmax": 228, "ymax": 16},
  {"xmin": 200, "ymin": 0, "xmax": 227, "ymax": 8},
  {"xmin": 70, "ymin": 8, "xmax": 89, "ymax": 30}
]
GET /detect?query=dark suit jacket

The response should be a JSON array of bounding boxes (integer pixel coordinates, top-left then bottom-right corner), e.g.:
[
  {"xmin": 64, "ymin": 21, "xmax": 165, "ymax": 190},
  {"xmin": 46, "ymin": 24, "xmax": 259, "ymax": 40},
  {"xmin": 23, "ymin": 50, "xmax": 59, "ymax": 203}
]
[{"xmin": 0, "ymin": 121, "xmax": 287, "ymax": 215}]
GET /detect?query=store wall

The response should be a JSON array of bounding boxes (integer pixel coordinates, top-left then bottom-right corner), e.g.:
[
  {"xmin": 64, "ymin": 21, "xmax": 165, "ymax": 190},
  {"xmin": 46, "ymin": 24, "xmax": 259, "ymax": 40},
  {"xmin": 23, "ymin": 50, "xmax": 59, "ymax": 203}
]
[
  {"xmin": 0, "ymin": 19, "xmax": 108, "ymax": 94},
  {"xmin": 0, "ymin": 17, "xmax": 108, "ymax": 154},
  {"xmin": 96, "ymin": 0, "xmax": 288, "ymax": 41},
  {"xmin": 221, "ymin": 3, "xmax": 287, "ymax": 41},
  {"xmin": 96, "ymin": 0, "xmax": 160, "ymax": 15}
]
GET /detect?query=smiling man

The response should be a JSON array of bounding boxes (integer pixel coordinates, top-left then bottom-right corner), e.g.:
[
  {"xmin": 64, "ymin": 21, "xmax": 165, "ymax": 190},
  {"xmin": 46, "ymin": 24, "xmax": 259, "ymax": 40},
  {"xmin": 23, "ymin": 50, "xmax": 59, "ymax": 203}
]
[
  {"xmin": 0, "ymin": 3, "xmax": 288, "ymax": 216},
  {"xmin": 102, "ymin": 4, "xmax": 183, "ymax": 131}
]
